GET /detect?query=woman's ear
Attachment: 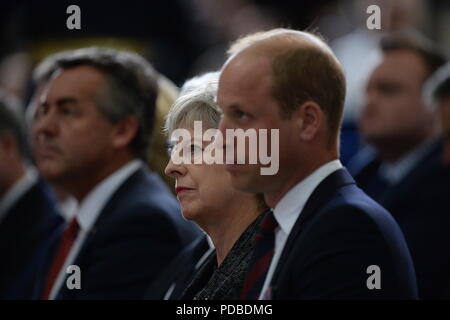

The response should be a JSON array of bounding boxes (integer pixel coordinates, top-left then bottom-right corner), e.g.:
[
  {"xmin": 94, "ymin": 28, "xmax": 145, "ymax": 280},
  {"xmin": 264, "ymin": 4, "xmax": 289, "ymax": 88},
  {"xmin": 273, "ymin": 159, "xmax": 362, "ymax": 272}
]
[
  {"xmin": 292, "ymin": 101, "xmax": 322, "ymax": 141},
  {"xmin": 112, "ymin": 116, "xmax": 138, "ymax": 149}
]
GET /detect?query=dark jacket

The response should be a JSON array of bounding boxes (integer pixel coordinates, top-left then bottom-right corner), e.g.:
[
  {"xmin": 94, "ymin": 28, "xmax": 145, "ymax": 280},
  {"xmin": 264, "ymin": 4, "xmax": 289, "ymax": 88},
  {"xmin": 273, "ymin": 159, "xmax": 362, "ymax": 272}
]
[
  {"xmin": 269, "ymin": 168, "xmax": 418, "ymax": 299},
  {"xmin": 0, "ymin": 179, "xmax": 62, "ymax": 299},
  {"xmin": 51, "ymin": 167, "xmax": 200, "ymax": 299},
  {"xmin": 349, "ymin": 141, "xmax": 450, "ymax": 299}
]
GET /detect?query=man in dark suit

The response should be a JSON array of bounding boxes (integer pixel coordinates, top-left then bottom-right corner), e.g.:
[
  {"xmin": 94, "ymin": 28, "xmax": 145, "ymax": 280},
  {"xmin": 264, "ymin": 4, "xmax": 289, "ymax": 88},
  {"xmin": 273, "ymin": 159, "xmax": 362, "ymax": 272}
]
[
  {"xmin": 143, "ymin": 234, "xmax": 213, "ymax": 300},
  {"xmin": 0, "ymin": 93, "xmax": 62, "ymax": 299},
  {"xmin": 425, "ymin": 62, "xmax": 450, "ymax": 166},
  {"xmin": 348, "ymin": 34, "xmax": 450, "ymax": 299},
  {"xmin": 217, "ymin": 28, "xmax": 418, "ymax": 299},
  {"xmin": 30, "ymin": 47, "xmax": 200, "ymax": 299}
]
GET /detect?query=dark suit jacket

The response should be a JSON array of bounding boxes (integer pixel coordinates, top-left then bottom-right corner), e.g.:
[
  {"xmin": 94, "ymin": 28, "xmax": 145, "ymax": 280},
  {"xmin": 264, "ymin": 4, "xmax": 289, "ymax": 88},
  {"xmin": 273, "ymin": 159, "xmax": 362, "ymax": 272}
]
[
  {"xmin": 53, "ymin": 167, "xmax": 200, "ymax": 300},
  {"xmin": 349, "ymin": 141, "xmax": 450, "ymax": 299},
  {"xmin": 143, "ymin": 234, "xmax": 212, "ymax": 300},
  {"xmin": 269, "ymin": 168, "xmax": 418, "ymax": 299},
  {"xmin": 0, "ymin": 179, "xmax": 62, "ymax": 299}
]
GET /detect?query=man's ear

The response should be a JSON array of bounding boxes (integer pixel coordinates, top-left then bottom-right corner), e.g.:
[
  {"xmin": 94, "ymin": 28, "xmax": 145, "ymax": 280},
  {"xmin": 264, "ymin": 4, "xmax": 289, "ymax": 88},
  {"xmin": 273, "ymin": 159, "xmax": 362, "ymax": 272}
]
[
  {"xmin": 292, "ymin": 101, "xmax": 323, "ymax": 141},
  {"xmin": 0, "ymin": 133, "xmax": 18, "ymax": 156},
  {"xmin": 112, "ymin": 116, "xmax": 138, "ymax": 149}
]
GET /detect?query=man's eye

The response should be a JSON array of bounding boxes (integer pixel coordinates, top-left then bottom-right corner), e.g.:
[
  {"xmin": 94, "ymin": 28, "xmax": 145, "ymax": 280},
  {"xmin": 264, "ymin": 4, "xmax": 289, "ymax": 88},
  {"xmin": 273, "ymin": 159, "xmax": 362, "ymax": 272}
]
[
  {"xmin": 380, "ymin": 84, "xmax": 402, "ymax": 96},
  {"xmin": 35, "ymin": 105, "xmax": 48, "ymax": 118},
  {"xmin": 234, "ymin": 109, "xmax": 249, "ymax": 119},
  {"xmin": 61, "ymin": 107, "xmax": 76, "ymax": 116}
]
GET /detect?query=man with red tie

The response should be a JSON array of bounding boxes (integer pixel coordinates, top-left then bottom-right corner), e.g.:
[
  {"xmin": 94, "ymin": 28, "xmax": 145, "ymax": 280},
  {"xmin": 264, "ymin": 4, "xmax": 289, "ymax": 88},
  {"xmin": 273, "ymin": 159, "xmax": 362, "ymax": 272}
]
[
  {"xmin": 30, "ymin": 47, "xmax": 200, "ymax": 300},
  {"xmin": 217, "ymin": 28, "xmax": 418, "ymax": 299},
  {"xmin": 425, "ymin": 63, "xmax": 450, "ymax": 166}
]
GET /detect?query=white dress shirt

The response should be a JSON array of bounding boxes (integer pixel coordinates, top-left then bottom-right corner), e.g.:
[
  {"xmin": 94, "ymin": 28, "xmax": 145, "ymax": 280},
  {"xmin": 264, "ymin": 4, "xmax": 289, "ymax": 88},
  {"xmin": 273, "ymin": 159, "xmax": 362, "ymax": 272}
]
[
  {"xmin": 48, "ymin": 159, "xmax": 143, "ymax": 299},
  {"xmin": 259, "ymin": 160, "xmax": 343, "ymax": 299},
  {"xmin": 0, "ymin": 167, "xmax": 38, "ymax": 224},
  {"xmin": 58, "ymin": 196, "xmax": 79, "ymax": 222}
]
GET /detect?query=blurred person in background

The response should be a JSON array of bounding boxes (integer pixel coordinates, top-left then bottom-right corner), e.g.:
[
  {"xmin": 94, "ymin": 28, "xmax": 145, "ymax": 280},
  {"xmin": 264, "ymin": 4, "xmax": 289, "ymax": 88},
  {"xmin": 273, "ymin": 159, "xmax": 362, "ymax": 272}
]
[
  {"xmin": 424, "ymin": 63, "xmax": 450, "ymax": 166},
  {"xmin": 0, "ymin": 91, "xmax": 62, "ymax": 299},
  {"xmin": 29, "ymin": 52, "xmax": 181, "ymax": 195},
  {"xmin": 30, "ymin": 47, "xmax": 200, "ymax": 299},
  {"xmin": 348, "ymin": 33, "xmax": 450, "ymax": 299},
  {"xmin": 329, "ymin": 0, "xmax": 430, "ymax": 163},
  {"xmin": 185, "ymin": 0, "xmax": 278, "ymax": 76}
]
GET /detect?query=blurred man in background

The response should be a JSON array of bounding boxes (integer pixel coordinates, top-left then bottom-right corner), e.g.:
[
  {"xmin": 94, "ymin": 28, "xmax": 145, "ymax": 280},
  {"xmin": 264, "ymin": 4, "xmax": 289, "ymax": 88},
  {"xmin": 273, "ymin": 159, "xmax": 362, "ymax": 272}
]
[
  {"xmin": 29, "ymin": 53, "xmax": 180, "ymax": 195},
  {"xmin": 30, "ymin": 47, "xmax": 200, "ymax": 299},
  {"xmin": 0, "ymin": 92, "xmax": 62, "ymax": 299},
  {"xmin": 349, "ymin": 33, "xmax": 450, "ymax": 299},
  {"xmin": 424, "ymin": 63, "xmax": 450, "ymax": 166}
]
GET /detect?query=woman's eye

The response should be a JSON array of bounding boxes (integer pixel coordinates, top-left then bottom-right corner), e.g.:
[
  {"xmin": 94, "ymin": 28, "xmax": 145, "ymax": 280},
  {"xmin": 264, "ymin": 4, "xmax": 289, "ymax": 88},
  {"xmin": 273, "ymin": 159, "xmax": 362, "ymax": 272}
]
[
  {"xmin": 165, "ymin": 142, "xmax": 175, "ymax": 157},
  {"xmin": 190, "ymin": 144, "xmax": 203, "ymax": 154}
]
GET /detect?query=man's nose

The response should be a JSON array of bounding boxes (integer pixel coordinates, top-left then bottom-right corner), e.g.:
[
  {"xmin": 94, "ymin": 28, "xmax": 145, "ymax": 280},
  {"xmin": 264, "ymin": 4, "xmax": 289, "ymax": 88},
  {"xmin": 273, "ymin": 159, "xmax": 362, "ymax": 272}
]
[
  {"xmin": 218, "ymin": 115, "xmax": 236, "ymax": 137},
  {"xmin": 33, "ymin": 108, "xmax": 59, "ymax": 139},
  {"xmin": 363, "ymin": 90, "xmax": 378, "ymax": 112}
]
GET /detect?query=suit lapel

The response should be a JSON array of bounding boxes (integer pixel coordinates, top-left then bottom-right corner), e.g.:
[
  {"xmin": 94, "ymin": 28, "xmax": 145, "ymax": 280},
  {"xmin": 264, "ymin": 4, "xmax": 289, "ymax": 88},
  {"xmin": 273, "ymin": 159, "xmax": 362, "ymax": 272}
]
[
  {"xmin": 270, "ymin": 168, "xmax": 356, "ymax": 296},
  {"xmin": 57, "ymin": 168, "xmax": 147, "ymax": 299},
  {"xmin": 92, "ymin": 167, "xmax": 147, "ymax": 227}
]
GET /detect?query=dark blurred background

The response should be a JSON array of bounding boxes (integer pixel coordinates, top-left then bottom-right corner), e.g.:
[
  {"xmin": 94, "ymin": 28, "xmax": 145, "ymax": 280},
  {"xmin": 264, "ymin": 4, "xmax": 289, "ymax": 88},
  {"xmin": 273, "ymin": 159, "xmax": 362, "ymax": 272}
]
[{"xmin": 1, "ymin": 0, "xmax": 449, "ymax": 162}]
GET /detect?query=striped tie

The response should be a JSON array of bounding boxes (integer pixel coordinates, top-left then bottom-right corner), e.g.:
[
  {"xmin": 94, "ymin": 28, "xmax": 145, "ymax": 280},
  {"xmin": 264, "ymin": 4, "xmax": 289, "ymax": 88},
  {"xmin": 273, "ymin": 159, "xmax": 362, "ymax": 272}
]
[{"xmin": 241, "ymin": 210, "xmax": 278, "ymax": 300}]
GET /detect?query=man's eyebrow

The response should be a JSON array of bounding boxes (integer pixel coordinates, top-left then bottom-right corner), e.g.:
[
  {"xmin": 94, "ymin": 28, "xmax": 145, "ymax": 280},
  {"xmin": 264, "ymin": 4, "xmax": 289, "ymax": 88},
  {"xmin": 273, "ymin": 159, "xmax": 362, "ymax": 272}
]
[
  {"xmin": 228, "ymin": 103, "xmax": 245, "ymax": 111},
  {"xmin": 40, "ymin": 97, "xmax": 79, "ymax": 107},
  {"xmin": 377, "ymin": 80, "xmax": 403, "ymax": 89},
  {"xmin": 55, "ymin": 97, "xmax": 78, "ymax": 106}
]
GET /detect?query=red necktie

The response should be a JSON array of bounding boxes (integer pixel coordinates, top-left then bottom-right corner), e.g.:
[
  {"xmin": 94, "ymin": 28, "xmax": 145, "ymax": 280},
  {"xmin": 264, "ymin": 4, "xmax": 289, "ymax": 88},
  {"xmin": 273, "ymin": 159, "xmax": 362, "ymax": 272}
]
[
  {"xmin": 241, "ymin": 210, "xmax": 278, "ymax": 300},
  {"xmin": 42, "ymin": 217, "xmax": 79, "ymax": 299}
]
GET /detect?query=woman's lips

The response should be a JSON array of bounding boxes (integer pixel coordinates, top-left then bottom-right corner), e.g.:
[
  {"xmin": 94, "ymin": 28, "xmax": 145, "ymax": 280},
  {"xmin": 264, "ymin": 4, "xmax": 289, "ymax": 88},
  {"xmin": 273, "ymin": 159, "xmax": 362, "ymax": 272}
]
[
  {"xmin": 175, "ymin": 187, "xmax": 194, "ymax": 195},
  {"xmin": 225, "ymin": 163, "xmax": 242, "ymax": 172}
]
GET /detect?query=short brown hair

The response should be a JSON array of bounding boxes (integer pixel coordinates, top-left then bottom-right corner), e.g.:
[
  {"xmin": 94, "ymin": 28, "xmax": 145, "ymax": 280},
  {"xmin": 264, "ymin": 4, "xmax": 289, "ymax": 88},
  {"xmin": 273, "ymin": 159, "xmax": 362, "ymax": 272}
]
[
  {"xmin": 380, "ymin": 31, "xmax": 446, "ymax": 79},
  {"xmin": 228, "ymin": 29, "xmax": 346, "ymax": 146},
  {"xmin": 271, "ymin": 45, "xmax": 346, "ymax": 144}
]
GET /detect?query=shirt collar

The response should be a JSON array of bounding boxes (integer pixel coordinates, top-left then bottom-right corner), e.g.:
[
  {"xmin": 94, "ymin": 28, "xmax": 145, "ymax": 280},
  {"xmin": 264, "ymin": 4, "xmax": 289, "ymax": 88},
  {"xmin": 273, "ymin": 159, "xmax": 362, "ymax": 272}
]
[
  {"xmin": 0, "ymin": 166, "xmax": 39, "ymax": 223},
  {"xmin": 76, "ymin": 160, "xmax": 143, "ymax": 231},
  {"xmin": 59, "ymin": 196, "xmax": 79, "ymax": 222},
  {"xmin": 273, "ymin": 160, "xmax": 343, "ymax": 236}
]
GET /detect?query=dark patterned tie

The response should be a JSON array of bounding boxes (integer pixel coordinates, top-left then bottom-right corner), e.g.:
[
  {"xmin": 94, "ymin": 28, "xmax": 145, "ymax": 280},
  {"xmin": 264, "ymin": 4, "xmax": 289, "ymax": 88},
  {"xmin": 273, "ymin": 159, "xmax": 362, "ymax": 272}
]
[{"xmin": 241, "ymin": 210, "xmax": 278, "ymax": 300}]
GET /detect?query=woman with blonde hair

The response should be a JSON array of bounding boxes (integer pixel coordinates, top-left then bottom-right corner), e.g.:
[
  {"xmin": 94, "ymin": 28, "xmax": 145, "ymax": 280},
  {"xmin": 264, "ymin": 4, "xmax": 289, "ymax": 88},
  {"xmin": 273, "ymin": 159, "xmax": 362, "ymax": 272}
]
[{"xmin": 164, "ymin": 72, "xmax": 268, "ymax": 299}]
